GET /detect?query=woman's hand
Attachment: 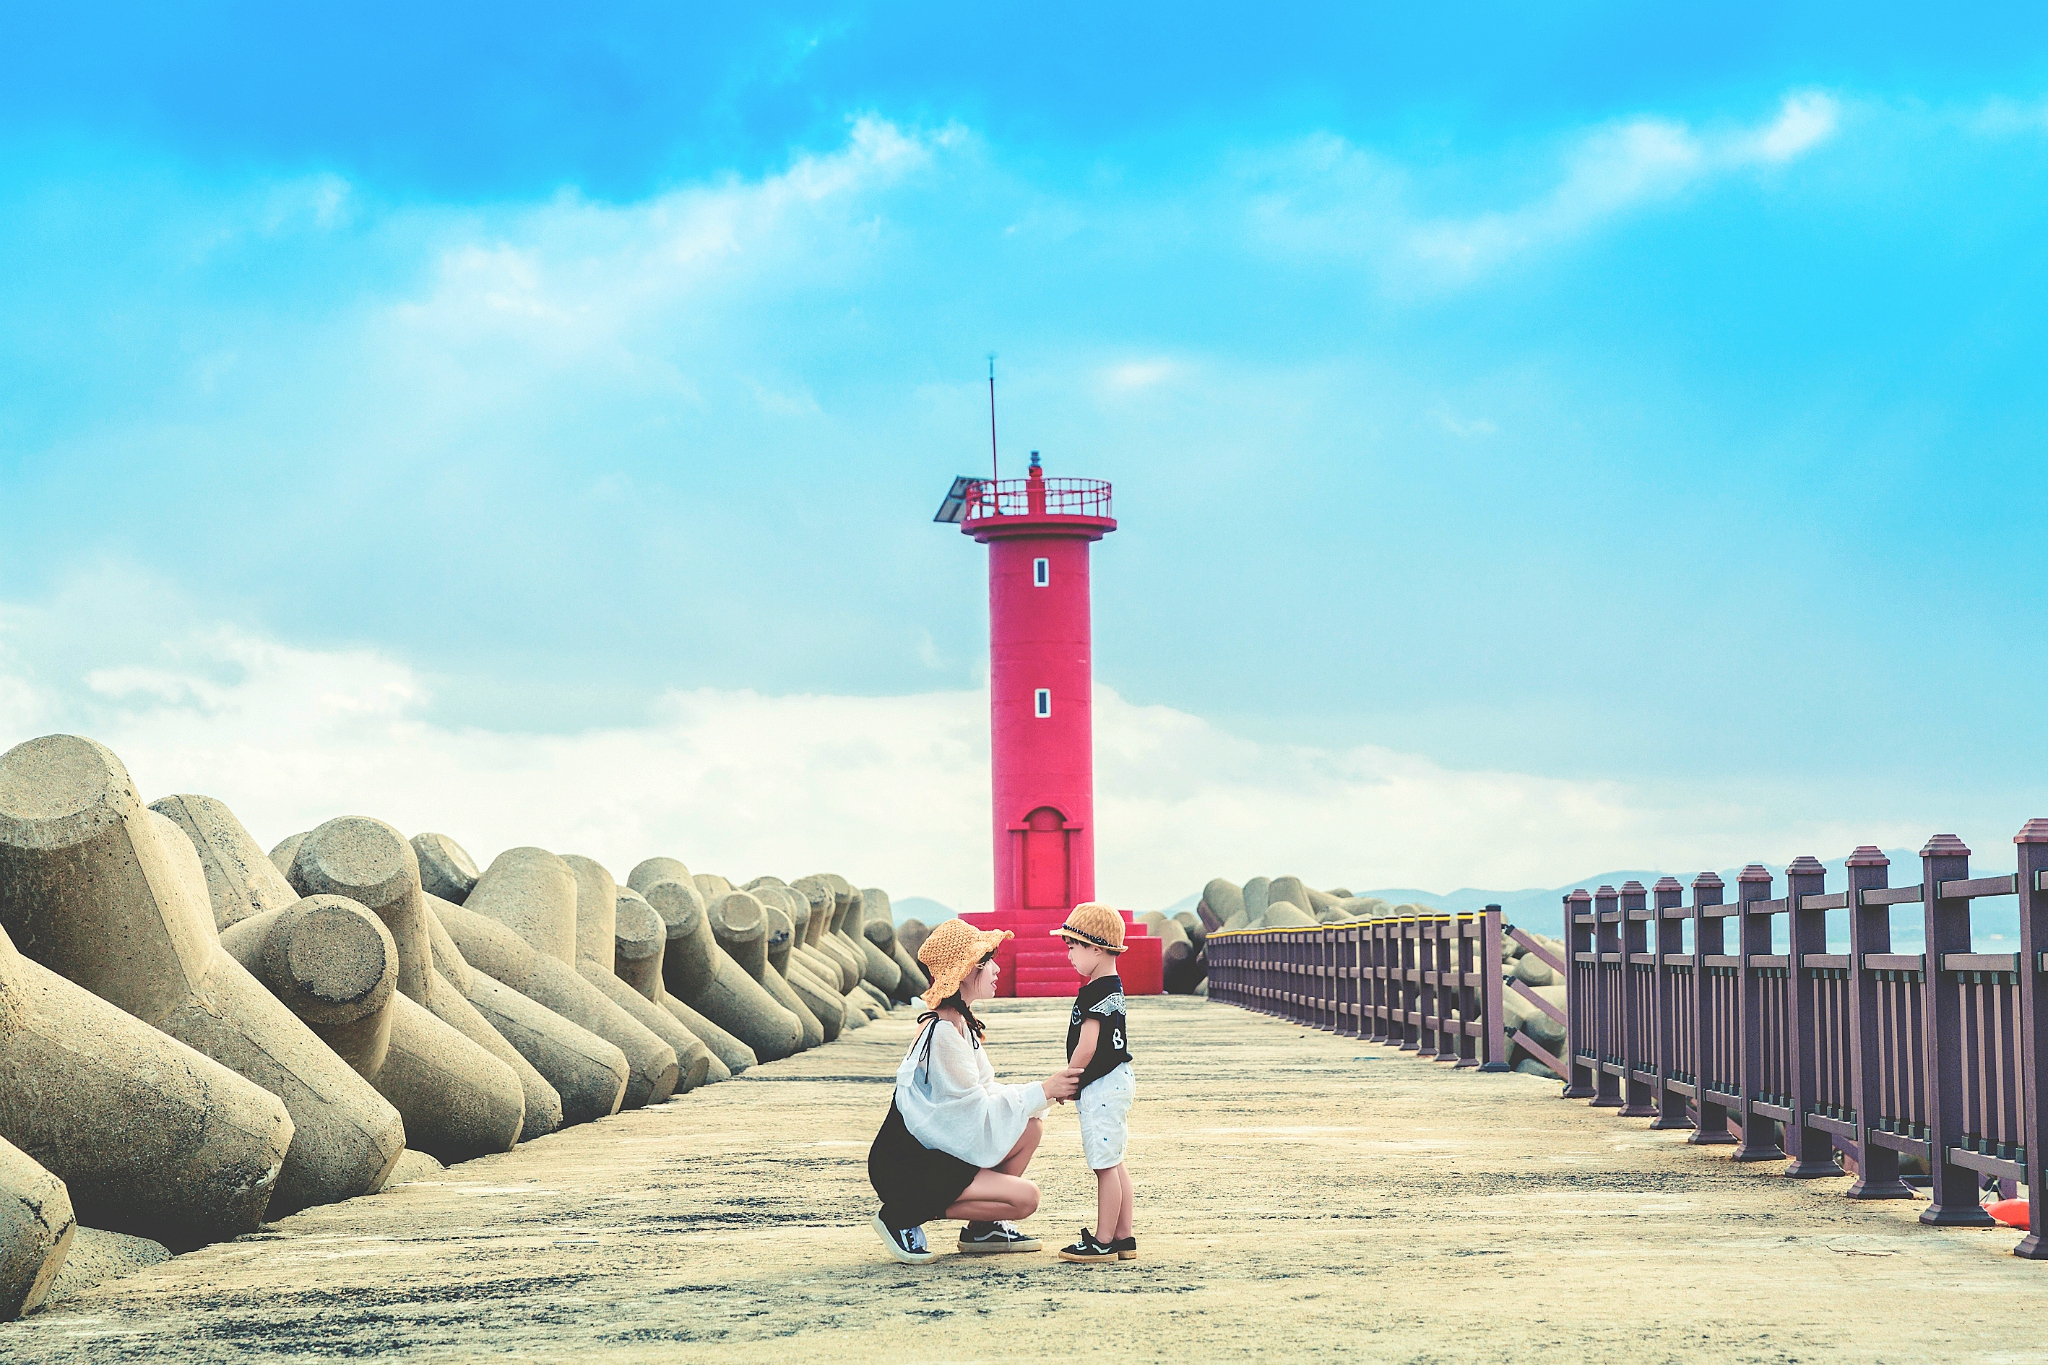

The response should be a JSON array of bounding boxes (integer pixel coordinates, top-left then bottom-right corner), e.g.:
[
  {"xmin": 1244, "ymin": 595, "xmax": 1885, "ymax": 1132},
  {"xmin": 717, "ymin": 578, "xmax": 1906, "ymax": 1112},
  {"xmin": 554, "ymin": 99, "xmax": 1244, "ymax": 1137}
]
[{"xmin": 1042, "ymin": 1063, "xmax": 1084, "ymax": 1104}]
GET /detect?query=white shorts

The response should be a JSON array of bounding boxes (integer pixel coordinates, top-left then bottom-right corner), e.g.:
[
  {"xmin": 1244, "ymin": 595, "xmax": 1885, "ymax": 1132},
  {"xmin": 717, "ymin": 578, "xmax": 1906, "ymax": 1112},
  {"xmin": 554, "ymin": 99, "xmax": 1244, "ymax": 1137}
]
[{"xmin": 1076, "ymin": 1063, "xmax": 1135, "ymax": 1170}]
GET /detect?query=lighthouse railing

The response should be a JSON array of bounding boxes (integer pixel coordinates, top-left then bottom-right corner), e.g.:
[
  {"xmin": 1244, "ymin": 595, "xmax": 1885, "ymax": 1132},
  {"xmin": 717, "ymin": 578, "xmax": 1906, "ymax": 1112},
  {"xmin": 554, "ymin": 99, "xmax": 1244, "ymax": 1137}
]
[{"xmin": 962, "ymin": 477, "xmax": 1112, "ymax": 520}]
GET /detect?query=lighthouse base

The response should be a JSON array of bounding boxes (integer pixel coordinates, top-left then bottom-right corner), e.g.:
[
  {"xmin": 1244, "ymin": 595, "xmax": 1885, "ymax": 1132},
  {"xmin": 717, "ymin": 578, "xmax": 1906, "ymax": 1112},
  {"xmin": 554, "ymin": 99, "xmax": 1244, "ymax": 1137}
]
[{"xmin": 958, "ymin": 909, "xmax": 1164, "ymax": 997}]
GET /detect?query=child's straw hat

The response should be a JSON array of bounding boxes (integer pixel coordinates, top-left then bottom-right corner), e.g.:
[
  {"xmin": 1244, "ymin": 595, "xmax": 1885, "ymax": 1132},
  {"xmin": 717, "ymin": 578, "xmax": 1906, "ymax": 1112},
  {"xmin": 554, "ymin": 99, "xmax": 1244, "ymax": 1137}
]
[
  {"xmin": 917, "ymin": 918, "xmax": 1014, "ymax": 1009},
  {"xmin": 1050, "ymin": 902, "xmax": 1127, "ymax": 955}
]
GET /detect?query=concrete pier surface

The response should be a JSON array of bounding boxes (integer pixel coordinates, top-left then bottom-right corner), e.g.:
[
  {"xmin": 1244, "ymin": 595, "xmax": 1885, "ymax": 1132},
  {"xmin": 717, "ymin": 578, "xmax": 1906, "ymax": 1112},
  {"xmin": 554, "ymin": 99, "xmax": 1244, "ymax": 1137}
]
[{"xmin": 8, "ymin": 997, "xmax": 2048, "ymax": 1363}]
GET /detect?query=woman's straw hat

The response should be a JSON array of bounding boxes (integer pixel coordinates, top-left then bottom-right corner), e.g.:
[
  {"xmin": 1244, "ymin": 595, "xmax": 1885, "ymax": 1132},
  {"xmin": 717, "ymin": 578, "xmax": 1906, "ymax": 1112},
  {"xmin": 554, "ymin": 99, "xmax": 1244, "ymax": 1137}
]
[
  {"xmin": 917, "ymin": 918, "xmax": 1014, "ymax": 1009},
  {"xmin": 1050, "ymin": 902, "xmax": 1127, "ymax": 955}
]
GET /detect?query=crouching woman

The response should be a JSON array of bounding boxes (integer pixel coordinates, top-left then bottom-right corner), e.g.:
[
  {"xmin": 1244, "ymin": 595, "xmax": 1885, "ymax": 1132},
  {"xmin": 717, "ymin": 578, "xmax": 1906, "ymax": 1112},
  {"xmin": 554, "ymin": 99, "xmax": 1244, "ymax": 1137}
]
[{"xmin": 868, "ymin": 919, "xmax": 1081, "ymax": 1262}]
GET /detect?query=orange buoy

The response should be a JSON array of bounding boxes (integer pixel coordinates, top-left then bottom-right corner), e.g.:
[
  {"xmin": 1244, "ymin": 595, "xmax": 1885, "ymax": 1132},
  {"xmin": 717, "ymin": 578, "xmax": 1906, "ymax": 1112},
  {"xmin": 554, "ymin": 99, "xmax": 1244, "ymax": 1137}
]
[{"xmin": 1986, "ymin": 1198, "xmax": 2030, "ymax": 1230}]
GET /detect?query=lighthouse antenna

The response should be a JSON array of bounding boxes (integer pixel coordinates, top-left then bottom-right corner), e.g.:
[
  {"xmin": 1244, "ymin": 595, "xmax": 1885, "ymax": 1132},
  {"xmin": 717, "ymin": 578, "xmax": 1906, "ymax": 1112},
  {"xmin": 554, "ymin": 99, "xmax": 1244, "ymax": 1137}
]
[{"xmin": 986, "ymin": 354, "xmax": 1000, "ymax": 483}]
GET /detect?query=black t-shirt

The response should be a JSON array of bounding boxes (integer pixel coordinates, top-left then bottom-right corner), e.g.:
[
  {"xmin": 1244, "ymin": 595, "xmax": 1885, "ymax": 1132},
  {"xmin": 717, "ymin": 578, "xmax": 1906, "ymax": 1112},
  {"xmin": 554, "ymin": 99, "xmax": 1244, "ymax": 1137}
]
[{"xmin": 1066, "ymin": 974, "xmax": 1132, "ymax": 1090}]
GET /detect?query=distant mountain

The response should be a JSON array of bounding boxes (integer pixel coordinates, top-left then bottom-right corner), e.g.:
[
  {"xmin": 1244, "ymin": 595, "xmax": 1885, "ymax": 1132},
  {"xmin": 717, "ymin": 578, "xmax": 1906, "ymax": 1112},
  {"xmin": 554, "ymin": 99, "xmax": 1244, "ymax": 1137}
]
[{"xmin": 892, "ymin": 896, "xmax": 956, "ymax": 927}]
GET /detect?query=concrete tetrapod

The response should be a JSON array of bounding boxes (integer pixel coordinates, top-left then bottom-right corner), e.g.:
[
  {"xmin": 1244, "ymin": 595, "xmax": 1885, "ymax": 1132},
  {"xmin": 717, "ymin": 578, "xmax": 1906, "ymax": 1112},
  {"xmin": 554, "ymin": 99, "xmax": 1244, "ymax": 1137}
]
[
  {"xmin": 220, "ymin": 896, "xmax": 524, "ymax": 1164},
  {"xmin": 41, "ymin": 1227, "xmax": 171, "ymax": 1308},
  {"xmin": 862, "ymin": 888, "xmax": 929, "ymax": 999},
  {"xmin": 289, "ymin": 817, "xmax": 562, "ymax": 1142},
  {"xmin": 661, "ymin": 887, "xmax": 802, "ymax": 1063},
  {"xmin": 1242, "ymin": 876, "xmax": 1272, "ymax": 921},
  {"xmin": 564, "ymin": 856, "xmax": 711, "ymax": 1093},
  {"xmin": 439, "ymin": 888, "xmax": 675, "ymax": 1109},
  {"xmin": 809, "ymin": 875, "xmax": 886, "ymax": 1016},
  {"xmin": 0, "ymin": 737, "xmax": 402, "ymax": 1215},
  {"xmin": 897, "ymin": 918, "xmax": 932, "ymax": 962},
  {"xmin": 1203, "ymin": 878, "xmax": 1245, "ymax": 927},
  {"xmin": 149, "ymin": 794, "xmax": 298, "ymax": 931},
  {"xmin": 614, "ymin": 888, "xmax": 730, "ymax": 1084},
  {"xmin": 627, "ymin": 857, "xmax": 691, "ymax": 897},
  {"xmin": 773, "ymin": 879, "xmax": 863, "ymax": 1030},
  {"xmin": 835, "ymin": 878, "xmax": 902, "ymax": 998},
  {"xmin": 470, "ymin": 847, "xmax": 580, "ymax": 967},
  {"xmin": 791, "ymin": 875, "xmax": 861, "ymax": 992},
  {"xmin": 754, "ymin": 885, "xmax": 849, "ymax": 1040},
  {"xmin": 411, "ymin": 833, "xmax": 479, "ymax": 905},
  {"xmin": 1262, "ymin": 902, "xmax": 1316, "ymax": 928},
  {"xmin": 0, "ymin": 1134, "xmax": 73, "ymax": 1321},
  {"xmin": 1267, "ymin": 875, "xmax": 1310, "ymax": 916},
  {"xmin": 637, "ymin": 880, "xmax": 764, "ymax": 1070},
  {"xmin": 269, "ymin": 832, "xmax": 308, "ymax": 879},
  {"xmin": 422, "ymin": 895, "xmax": 627, "ymax": 1126},
  {"xmin": 1154, "ymin": 918, "xmax": 1199, "ymax": 994},
  {"xmin": 462, "ymin": 847, "xmax": 671, "ymax": 1105},
  {"xmin": 822, "ymin": 880, "xmax": 886, "ymax": 1018},
  {"xmin": 751, "ymin": 902, "xmax": 825, "ymax": 1049},
  {"xmin": 863, "ymin": 914, "xmax": 922, "ymax": 1005},
  {"xmin": 0, "ymin": 920, "xmax": 293, "ymax": 1248}
]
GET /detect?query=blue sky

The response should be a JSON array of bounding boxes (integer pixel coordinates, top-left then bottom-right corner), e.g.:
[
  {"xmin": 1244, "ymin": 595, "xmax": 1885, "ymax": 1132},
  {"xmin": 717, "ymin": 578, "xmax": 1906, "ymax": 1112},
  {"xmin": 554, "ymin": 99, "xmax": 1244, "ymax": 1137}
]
[{"xmin": 4, "ymin": 5, "xmax": 2048, "ymax": 909}]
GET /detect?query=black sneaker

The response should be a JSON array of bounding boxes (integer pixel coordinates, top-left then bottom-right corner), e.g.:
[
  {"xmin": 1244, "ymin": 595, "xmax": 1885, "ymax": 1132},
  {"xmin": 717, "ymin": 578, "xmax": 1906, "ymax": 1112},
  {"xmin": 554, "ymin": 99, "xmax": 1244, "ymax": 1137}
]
[
  {"xmin": 1114, "ymin": 1235, "xmax": 1137, "ymax": 1261},
  {"xmin": 1057, "ymin": 1227, "xmax": 1119, "ymax": 1263},
  {"xmin": 958, "ymin": 1219, "xmax": 1042, "ymax": 1254},
  {"xmin": 872, "ymin": 1212, "xmax": 935, "ymax": 1264}
]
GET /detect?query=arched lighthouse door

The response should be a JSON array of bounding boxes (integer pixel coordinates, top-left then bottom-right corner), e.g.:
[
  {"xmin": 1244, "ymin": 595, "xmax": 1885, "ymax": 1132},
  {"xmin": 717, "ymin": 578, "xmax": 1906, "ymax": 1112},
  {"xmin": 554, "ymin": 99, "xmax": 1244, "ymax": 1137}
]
[{"xmin": 1020, "ymin": 806, "xmax": 1071, "ymax": 911}]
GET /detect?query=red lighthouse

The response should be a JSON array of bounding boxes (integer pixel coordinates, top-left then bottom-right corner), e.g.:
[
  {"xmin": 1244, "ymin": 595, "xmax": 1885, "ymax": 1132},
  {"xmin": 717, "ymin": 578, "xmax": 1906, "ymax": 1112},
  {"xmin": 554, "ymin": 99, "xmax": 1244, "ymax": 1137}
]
[{"xmin": 935, "ymin": 453, "xmax": 1162, "ymax": 997}]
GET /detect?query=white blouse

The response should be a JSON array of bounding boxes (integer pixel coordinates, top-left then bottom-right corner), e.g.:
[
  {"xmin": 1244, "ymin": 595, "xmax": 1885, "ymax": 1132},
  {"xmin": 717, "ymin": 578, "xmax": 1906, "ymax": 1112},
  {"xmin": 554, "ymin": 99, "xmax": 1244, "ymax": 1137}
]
[{"xmin": 895, "ymin": 1017, "xmax": 1051, "ymax": 1170}]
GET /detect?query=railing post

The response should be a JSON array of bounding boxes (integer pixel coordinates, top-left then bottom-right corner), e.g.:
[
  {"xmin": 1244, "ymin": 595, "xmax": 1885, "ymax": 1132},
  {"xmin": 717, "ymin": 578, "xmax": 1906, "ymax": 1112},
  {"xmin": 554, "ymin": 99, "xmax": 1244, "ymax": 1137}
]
[
  {"xmin": 1843, "ymin": 846, "xmax": 1913, "ymax": 1199},
  {"xmin": 2013, "ymin": 821, "xmax": 2048, "ymax": 1257},
  {"xmin": 1619, "ymin": 880, "xmax": 1655, "ymax": 1116},
  {"xmin": 1649, "ymin": 877, "xmax": 1692, "ymax": 1129},
  {"xmin": 1733, "ymin": 864, "xmax": 1783, "ymax": 1161},
  {"xmin": 1335, "ymin": 924, "xmax": 1353, "ymax": 1038},
  {"xmin": 1398, "ymin": 916, "xmax": 1420, "ymax": 1052},
  {"xmin": 1919, "ymin": 834, "xmax": 1995, "ymax": 1226},
  {"xmin": 1784, "ymin": 854, "xmax": 1838, "ymax": 1177},
  {"xmin": 1329, "ymin": 925, "xmax": 1344, "ymax": 1034},
  {"xmin": 1325, "ymin": 927, "xmax": 1339, "ymax": 1032},
  {"xmin": 1435, "ymin": 918, "xmax": 1460, "ymax": 1062},
  {"xmin": 1690, "ymin": 871, "xmax": 1735, "ymax": 1144},
  {"xmin": 1564, "ymin": 889, "xmax": 1596, "ymax": 1098},
  {"xmin": 1453, "ymin": 914, "xmax": 1479, "ymax": 1066},
  {"xmin": 1368, "ymin": 920, "xmax": 1383, "ymax": 1040},
  {"xmin": 1480, "ymin": 904, "xmax": 1507, "ymax": 1071},
  {"xmin": 1591, "ymin": 886, "xmax": 1623, "ymax": 1107}
]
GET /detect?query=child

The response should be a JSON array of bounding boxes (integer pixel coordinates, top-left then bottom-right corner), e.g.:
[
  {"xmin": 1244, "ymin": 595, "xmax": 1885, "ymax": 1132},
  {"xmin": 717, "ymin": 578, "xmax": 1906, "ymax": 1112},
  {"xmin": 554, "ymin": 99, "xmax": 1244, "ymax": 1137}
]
[{"xmin": 1050, "ymin": 903, "xmax": 1137, "ymax": 1264}]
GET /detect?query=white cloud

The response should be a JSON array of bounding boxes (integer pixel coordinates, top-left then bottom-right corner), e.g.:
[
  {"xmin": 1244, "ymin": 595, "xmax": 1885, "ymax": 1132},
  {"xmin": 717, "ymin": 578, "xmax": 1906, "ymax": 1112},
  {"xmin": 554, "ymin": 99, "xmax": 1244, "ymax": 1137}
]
[
  {"xmin": 1969, "ymin": 96, "xmax": 2048, "ymax": 137},
  {"xmin": 388, "ymin": 114, "xmax": 956, "ymax": 355},
  {"xmin": 1746, "ymin": 92, "xmax": 1840, "ymax": 163},
  {"xmin": 1249, "ymin": 91, "xmax": 1841, "ymax": 287},
  {"xmin": 1435, "ymin": 408, "xmax": 1496, "ymax": 437},
  {"xmin": 1103, "ymin": 359, "xmax": 1177, "ymax": 391},
  {"xmin": 0, "ymin": 601, "xmax": 1933, "ymax": 917}
]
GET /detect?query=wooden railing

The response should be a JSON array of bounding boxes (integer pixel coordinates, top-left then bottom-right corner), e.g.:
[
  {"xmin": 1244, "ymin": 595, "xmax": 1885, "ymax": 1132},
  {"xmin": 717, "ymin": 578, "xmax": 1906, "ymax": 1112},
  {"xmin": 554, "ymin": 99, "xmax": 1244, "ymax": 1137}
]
[
  {"xmin": 1559, "ymin": 829, "xmax": 2048, "ymax": 1260},
  {"xmin": 1206, "ymin": 909, "xmax": 1510, "ymax": 1071}
]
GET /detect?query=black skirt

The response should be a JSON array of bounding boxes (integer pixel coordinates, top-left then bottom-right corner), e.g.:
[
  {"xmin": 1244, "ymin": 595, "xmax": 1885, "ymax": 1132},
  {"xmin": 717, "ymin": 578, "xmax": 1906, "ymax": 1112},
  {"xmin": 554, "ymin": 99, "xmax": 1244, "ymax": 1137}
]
[{"xmin": 868, "ymin": 1094, "xmax": 980, "ymax": 1230}]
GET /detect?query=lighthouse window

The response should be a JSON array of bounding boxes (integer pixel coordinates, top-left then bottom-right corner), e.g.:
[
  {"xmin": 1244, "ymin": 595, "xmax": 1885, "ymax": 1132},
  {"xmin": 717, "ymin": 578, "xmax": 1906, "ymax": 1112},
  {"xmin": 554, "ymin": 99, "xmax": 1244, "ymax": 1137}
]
[
  {"xmin": 1033, "ymin": 557, "xmax": 1049, "ymax": 586},
  {"xmin": 1034, "ymin": 688, "xmax": 1052, "ymax": 718}
]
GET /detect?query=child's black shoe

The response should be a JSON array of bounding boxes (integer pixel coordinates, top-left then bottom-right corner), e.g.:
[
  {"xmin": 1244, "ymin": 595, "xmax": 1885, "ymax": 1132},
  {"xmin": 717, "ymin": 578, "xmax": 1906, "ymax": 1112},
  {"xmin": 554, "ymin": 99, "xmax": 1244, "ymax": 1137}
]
[
  {"xmin": 1057, "ymin": 1227, "xmax": 1119, "ymax": 1263},
  {"xmin": 1114, "ymin": 1235, "xmax": 1137, "ymax": 1260}
]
